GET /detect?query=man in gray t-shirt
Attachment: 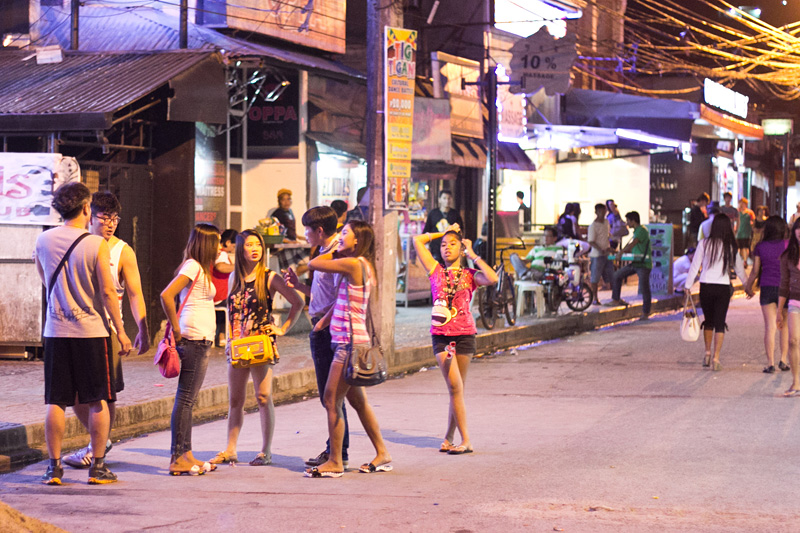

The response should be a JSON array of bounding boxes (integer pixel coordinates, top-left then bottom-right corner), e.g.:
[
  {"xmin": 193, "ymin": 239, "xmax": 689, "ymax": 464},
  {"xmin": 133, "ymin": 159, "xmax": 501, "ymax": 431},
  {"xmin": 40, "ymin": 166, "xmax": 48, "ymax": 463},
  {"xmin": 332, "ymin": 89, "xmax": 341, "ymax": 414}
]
[{"xmin": 34, "ymin": 182, "xmax": 131, "ymax": 486}]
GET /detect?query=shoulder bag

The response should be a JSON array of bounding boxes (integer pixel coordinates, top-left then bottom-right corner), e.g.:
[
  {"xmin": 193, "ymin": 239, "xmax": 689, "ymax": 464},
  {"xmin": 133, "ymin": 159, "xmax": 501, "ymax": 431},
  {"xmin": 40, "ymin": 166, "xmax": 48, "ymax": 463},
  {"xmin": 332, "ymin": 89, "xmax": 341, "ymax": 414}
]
[
  {"xmin": 154, "ymin": 270, "xmax": 199, "ymax": 378},
  {"xmin": 229, "ymin": 272, "xmax": 277, "ymax": 368},
  {"xmin": 46, "ymin": 232, "xmax": 91, "ymax": 301},
  {"xmin": 680, "ymin": 293, "xmax": 701, "ymax": 342},
  {"xmin": 344, "ymin": 259, "xmax": 388, "ymax": 387}
]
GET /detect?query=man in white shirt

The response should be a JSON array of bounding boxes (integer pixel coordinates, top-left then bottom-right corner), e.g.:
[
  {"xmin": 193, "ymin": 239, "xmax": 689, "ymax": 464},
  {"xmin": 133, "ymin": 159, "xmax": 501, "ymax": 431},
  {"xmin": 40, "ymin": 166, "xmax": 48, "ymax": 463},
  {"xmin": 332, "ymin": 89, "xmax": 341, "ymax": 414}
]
[{"xmin": 587, "ymin": 203, "xmax": 613, "ymax": 305}]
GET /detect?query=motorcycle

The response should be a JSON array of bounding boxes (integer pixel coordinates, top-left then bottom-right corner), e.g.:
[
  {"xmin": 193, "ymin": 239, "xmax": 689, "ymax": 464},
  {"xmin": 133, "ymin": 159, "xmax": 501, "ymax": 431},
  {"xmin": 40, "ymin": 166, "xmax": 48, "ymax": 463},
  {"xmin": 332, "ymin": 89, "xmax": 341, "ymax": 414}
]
[{"xmin": 541, "ymin": 252, "xmax": 593, "ymax": 313}]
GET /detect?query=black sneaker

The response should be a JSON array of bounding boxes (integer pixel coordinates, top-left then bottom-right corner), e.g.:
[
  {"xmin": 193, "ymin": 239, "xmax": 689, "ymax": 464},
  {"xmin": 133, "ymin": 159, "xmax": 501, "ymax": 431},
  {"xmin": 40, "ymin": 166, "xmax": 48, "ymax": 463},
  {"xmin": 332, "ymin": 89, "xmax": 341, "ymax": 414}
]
[
  {"xmin": 305, "ymin": 451, "xmax": 328, "ymax": 467},
  {"xmin": 305, "ymin": 451, "xmax": 348, "ymax": 469},
  {"xmin": 88, "ymin": 464, "xmax": 118, "ymax": 485},
  {"xmin": 41, "ymin": 465, "xmax": 64, "ymax": 485}
]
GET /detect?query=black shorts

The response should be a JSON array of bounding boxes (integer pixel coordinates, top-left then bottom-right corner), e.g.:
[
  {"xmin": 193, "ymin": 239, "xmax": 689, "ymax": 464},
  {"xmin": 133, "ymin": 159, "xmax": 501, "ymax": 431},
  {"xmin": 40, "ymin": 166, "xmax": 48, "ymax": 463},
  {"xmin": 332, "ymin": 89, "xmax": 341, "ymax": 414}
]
[
  {"xmin": 736, "ymin": 237, "xmax": 751, "ymax": 249},
  {"xmin": 109, "ymin": 333, "xmax": 125, "ymax": 394},
  {"xmin": 44, "ymin": 337, "xmax": 116, "ymax": 406},
  {"xmin": 432, "ymin": 334, "xmax": 477, "ymax": 357}
]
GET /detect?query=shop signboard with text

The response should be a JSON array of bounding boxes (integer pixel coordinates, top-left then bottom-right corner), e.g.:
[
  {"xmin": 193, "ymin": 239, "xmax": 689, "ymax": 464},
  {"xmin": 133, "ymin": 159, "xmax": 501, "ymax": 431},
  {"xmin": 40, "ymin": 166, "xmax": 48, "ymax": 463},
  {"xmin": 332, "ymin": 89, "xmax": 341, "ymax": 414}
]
[
  {"xmin": 648, "ymin": 224, "xmax": 673, "ymax": 295},
  {"xmin": 247, "ymin": 70, "xmax": 300, "ymax": 159},
  {"xmin": 385, "ymin": 27, "xmax": 417, "ymax": 210},
  {"xmin": 0, "ymin": 153, "xmax": 80, "ymax": 225},
  {"xmin": 195, "ymin": 123, "xmax": 228, "ymax": 227}
]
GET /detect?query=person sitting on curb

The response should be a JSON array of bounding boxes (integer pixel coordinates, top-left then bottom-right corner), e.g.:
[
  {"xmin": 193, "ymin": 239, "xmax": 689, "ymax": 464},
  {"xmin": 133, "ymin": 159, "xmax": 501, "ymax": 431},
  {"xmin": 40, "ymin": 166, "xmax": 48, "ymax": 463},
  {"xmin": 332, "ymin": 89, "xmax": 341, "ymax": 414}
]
[
  {"xmin": 605, "ymin": 211, "xmax": 652, "ymax": 321},
  {"xmin": 673, "ymin": 248, "xmax": 696, "ymax": 293}
]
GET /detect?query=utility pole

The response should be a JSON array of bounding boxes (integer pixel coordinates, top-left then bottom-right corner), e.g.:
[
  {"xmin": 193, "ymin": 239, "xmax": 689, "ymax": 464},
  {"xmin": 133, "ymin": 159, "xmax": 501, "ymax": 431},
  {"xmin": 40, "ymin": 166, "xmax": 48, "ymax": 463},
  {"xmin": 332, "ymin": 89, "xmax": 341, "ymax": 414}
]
[
  {"xmin": 485, "ymin": 0, "xmax": 497, "ymax": 264},
  {"xmin": 782, "ymin": 133, "xmax": 790, "ymax": 218},
  {"xmin": 180, "ymin": 0, "xmax": 188, "ymax": 49},
  {"xmin": 70, "ymin": 0, "xmax": 79, "ymax": 50},
  {"xmin": 366, "ymin": 0, "xmax": 400, "ymax": 363}
]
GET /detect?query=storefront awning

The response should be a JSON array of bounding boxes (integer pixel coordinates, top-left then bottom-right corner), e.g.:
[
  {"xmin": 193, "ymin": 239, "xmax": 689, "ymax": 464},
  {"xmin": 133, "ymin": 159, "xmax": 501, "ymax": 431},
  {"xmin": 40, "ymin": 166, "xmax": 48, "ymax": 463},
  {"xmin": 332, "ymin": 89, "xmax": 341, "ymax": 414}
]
[
  {"xmin": 451, "ymin": 136, "xmax": 487, "ymax": 168},
  {"xmin": 694, "ymin": 104, "xmax": 764, "ymax": 141},
  {"xmin": 497, "ymin": 142, "xmax": 536, "ymax": 171},
  {"xmin": 564, "ymin": 89, "xmax": 699, "ymax": 143},
  {"xmin": 0, "ymin": 50, "xmax": 224, "ymax": 131}
]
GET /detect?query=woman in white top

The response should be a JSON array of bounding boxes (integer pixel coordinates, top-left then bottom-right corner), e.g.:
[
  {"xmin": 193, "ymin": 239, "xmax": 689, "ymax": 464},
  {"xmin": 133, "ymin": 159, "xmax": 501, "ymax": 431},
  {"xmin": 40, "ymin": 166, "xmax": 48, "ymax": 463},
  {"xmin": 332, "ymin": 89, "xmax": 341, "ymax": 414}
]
[
  {"xmin": 685, "ymin": 216, "xmax": 748, "ymax": 371},
  {"xmin": 161, "ymin": 224, "xmax": 220, "ymax": 475}
]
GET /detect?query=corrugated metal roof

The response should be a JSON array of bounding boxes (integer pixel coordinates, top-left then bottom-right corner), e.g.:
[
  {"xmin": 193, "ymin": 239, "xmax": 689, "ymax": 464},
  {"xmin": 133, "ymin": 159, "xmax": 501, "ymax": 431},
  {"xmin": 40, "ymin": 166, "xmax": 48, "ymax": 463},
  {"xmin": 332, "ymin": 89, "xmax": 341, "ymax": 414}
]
[
  {"xmin": 0, "ymin": 49, "xmax": 213, "ymax": 129},
  {"xmin": 29, "ymin": 5, "xmax": 363, "ymax": 79}
]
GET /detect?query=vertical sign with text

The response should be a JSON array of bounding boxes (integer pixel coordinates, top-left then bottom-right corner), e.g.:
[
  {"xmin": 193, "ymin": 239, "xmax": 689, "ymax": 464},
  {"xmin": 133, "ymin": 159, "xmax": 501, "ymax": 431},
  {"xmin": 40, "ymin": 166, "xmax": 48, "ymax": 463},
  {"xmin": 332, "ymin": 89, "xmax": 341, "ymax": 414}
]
[{"xmin": 385, "ymin": 27, "xmax": 417, "ymax": 210}]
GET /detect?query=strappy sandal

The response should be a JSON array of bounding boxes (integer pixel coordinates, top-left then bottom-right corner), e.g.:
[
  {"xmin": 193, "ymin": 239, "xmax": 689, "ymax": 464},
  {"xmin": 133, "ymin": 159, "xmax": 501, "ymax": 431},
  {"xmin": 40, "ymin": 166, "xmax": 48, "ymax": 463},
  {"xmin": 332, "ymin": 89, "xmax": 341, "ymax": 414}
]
[
  {"xmin": 249, "ymin": 453, "xmax": 272, "ymax": 466},
  {"xmin": 304, "ymin": 467, "xmax": 343, "ymax": 478},
  {"xmin": 439, "ymin": 441, "xmax": 455, "ymax": 453},
  {"xmin": 447, "ymin": 445, "xmax": 474, "ymax": 455},
  {"xmin": 208, "ymin": 451, "xmax": 238, "ymax": 464},
  {"xmin": 359, "ymin": 462, "xmax": 393, "ymax": 473}
]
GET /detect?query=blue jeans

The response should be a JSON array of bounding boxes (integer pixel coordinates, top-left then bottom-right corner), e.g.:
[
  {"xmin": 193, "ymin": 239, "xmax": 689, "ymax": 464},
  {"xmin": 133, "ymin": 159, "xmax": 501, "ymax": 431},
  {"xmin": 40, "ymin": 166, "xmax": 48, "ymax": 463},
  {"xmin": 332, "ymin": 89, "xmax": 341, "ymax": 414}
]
[
  {"xmin": 310, "ymin": 324, "xmax": 349, "ymax": 459},
  {"xmin": 611, "ymin": 264, "xmax": 652, "ymax": 315},
  {"xmin": 171, "ymin": 339, "xmax": 211, "ymax": 456}
]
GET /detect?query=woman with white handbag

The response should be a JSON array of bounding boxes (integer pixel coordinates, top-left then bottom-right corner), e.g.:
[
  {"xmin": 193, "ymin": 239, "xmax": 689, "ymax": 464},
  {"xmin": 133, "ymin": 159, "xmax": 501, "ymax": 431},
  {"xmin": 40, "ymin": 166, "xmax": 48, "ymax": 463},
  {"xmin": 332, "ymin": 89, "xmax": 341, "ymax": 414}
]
[{"xmin": 684, "ymin": 216, "xmax": 748, "ymax": 371}]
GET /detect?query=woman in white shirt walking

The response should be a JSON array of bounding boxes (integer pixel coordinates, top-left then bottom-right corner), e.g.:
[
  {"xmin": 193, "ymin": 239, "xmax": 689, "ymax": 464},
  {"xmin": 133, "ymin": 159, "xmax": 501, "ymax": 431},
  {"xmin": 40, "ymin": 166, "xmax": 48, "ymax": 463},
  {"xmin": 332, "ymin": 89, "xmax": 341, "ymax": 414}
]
[
  {"xmin": 685, "ymin": 216, "xmax": 748, "ymax": 371},
  {"xmin": 161, "ymin": 224, "xmax": 220, "ymax": 475}
]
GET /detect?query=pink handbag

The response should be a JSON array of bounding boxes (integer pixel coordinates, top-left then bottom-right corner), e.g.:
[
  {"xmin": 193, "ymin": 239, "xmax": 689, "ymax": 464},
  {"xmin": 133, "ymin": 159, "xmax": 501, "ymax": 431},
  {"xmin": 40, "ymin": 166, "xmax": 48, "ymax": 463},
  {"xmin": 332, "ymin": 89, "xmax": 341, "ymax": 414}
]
[
  {"xmin": 154, "ymin": 272, "xmax": 199, "ymax": 378},
  {"xmin": 154, "ymin": 323, "xmax": 181, "ymax": 378}
]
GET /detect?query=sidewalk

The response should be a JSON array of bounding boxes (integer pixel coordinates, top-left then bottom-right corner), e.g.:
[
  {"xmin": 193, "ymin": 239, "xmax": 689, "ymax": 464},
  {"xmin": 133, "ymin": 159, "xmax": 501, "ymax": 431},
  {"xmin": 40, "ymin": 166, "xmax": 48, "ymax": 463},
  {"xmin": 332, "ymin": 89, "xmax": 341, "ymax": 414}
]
[{"xmin": 0, "ymin": 283, "xmax": 712, "ymax": 470}]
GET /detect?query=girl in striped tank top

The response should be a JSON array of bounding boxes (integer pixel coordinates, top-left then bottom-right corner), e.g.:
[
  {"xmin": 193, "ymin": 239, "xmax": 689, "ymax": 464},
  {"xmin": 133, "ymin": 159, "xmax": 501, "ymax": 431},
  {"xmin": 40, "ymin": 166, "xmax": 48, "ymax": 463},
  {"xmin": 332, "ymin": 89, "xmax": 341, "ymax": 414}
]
[{"xmin": 305, "ymin": 220, "xmax": 391, "ymax": 478}]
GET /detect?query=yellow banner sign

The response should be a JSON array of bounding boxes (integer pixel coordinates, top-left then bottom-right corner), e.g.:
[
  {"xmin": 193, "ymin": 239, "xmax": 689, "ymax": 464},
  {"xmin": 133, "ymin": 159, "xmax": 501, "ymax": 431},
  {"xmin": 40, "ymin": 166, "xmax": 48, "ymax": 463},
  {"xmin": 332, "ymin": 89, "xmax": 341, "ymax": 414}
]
[{"xmin": 385, "ymin": 27, "xmax": 417, "ymax": 210}]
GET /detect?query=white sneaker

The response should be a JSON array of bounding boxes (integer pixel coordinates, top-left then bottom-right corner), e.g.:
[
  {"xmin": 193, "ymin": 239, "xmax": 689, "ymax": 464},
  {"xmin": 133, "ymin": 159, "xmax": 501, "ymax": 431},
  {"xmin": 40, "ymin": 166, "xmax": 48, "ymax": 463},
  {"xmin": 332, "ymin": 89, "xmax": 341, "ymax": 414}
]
[{"xmin": 63, "ymin": 440, "xmax": 113, "ymax": 469}]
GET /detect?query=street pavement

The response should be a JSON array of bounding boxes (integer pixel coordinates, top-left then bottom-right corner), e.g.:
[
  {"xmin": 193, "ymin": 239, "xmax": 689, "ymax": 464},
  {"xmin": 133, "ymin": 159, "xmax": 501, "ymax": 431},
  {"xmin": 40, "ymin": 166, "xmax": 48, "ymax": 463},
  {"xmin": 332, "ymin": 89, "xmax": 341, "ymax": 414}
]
[{"xmin": 3, "ymin": 295, "xmax": 800, "ymax": 532}]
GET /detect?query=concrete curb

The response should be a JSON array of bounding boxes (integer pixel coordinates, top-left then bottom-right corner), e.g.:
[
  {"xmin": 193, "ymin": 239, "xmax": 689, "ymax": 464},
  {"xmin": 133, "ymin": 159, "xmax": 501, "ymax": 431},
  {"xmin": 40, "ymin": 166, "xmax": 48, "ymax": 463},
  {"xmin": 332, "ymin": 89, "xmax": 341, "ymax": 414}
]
[{"xmin": 0, "ymin": 289, "xmax": 712, "ymax": 470}]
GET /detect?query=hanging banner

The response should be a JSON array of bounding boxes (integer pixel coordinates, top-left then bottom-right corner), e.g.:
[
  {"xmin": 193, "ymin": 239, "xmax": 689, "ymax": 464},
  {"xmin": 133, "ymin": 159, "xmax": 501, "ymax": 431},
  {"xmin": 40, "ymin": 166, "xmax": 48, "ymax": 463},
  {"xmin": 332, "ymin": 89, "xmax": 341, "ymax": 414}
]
[
  {"xmin": 385, "ymin": 27, "xmax": 417, "ymax": 210},
  {"xmin": 0, "ymin": 153, "xmax": 81, "ymax": 225}
]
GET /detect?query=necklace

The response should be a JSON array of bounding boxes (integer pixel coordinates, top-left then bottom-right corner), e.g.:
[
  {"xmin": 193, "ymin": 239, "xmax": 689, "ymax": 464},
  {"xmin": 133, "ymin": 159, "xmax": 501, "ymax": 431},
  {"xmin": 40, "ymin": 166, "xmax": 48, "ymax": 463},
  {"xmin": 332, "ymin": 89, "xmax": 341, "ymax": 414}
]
[{"xmin": 443, "ymin": 268, "xmax": 462, "ymax": 318}]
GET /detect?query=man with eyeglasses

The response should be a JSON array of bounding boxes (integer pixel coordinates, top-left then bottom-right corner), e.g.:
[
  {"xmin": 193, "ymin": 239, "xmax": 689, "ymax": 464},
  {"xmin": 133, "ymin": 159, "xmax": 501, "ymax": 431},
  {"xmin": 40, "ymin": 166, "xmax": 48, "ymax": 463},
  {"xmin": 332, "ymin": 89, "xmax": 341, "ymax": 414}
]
[{"xmin": 63, "ymin": 191, "xmax": 150, "ymax": 470}]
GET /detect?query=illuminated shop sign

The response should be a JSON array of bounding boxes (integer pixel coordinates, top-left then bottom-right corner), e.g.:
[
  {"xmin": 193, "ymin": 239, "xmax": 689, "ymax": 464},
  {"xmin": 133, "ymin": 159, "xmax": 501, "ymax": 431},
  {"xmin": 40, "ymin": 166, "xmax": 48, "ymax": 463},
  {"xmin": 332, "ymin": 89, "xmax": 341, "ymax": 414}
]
[
  {"xmin": 762, "ymin": 118, "xmax": 793, "ymax": 136},
  {"xmin": 703, "ymin": 79, "xmax": 748, "ymax": 119}
]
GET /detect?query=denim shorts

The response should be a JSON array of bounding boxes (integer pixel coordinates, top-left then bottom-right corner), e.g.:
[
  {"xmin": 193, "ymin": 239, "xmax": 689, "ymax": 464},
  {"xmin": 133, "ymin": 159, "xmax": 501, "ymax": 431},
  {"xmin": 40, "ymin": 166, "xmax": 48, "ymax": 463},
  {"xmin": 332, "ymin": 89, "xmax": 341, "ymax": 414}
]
[
  {"xmin": 760, "ymin": 285, "xmax": 780, "ymax": 306},
  {"xmin": 431, "ymin": 334, "xmax": 477, "ymax": 356}
]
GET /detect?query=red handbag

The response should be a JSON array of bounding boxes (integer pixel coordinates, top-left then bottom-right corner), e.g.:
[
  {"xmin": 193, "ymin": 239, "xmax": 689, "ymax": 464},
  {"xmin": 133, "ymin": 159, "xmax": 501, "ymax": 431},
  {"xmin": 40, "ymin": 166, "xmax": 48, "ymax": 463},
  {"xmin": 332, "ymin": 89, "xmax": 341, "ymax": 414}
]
[{"xmin": 154, "ymin": 272, "xmax": 199, "ymax": 378}]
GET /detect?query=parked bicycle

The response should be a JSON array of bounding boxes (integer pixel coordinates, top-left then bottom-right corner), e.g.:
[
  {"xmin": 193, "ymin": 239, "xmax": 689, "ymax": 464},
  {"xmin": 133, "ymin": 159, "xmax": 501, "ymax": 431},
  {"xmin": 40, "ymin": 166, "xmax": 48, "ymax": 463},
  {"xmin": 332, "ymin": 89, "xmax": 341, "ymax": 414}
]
[{"xmin": 477, "ymin": 240, "xmax": 526, "ymax": 330}]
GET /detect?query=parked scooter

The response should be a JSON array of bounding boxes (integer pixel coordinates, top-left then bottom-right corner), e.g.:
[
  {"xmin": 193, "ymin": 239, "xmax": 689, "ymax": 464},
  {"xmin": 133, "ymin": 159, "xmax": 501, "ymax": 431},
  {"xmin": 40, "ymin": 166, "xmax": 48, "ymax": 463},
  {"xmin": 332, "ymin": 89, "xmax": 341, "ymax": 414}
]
[{"xmin": 541, "ymin": 246, "xmax": 593, "ymax": 313}]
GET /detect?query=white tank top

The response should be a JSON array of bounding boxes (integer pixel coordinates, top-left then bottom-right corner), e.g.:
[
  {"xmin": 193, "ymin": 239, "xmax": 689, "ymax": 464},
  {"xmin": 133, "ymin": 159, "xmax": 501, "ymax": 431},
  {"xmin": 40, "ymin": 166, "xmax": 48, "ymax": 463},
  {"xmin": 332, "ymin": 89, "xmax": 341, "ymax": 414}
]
[{"xmin": 108, "ymin": 239, "xmax": 126, "ymax": 327}]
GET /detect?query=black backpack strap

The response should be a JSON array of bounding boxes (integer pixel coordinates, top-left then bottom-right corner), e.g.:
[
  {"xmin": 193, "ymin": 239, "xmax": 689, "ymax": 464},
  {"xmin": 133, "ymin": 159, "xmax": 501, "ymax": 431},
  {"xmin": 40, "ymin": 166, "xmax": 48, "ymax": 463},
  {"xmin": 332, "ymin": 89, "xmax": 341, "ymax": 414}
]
[{"xmin": 47, "ymin": 232, "xmax": 91, "ymax": 299}]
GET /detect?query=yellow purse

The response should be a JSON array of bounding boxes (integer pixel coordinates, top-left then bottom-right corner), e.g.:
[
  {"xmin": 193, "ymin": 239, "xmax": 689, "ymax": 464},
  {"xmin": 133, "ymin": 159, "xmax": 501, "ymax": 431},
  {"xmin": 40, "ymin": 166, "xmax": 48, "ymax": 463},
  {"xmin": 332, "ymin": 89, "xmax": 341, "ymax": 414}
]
[{"xmin": 230, "ymin": 335, "xmax": 276, "ymax": 368}]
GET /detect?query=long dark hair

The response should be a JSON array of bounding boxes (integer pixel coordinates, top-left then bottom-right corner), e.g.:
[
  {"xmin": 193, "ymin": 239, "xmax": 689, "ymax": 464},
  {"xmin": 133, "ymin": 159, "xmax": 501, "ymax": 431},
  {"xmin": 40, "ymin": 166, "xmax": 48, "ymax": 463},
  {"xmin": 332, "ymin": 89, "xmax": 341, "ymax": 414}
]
[
  {"xmin": 229, "ymin": 230, "xmax": 269, "ymax": 306},
  {"xmin": 705, "ymin": 215, "xmax": 738, "ymax": 272},
  {"xmin": 345, "ymin": 220, "xmax": 378, "ymax": 290},
  {"xmin": 762, "ymin": 215, "xmax": 787, "ymax": 243},
  {"xmin": 783, "ymin": 218, "xmax": 800, "ymax": 265},
  {"xmin": 177, "ymin": 223, "xmax": 220, "ymax": 284}
]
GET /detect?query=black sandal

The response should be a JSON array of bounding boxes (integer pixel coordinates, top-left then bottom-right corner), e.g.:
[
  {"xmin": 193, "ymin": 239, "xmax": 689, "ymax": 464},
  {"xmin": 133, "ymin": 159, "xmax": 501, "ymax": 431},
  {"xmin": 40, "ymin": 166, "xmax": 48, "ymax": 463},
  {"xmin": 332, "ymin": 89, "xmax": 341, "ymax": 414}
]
[
  {"xmin": 763, "ymin": 365, "xmax": 776, "ymax": 374},
  {"xmin": 779, "ymin": 361, "xmax": 791, "ymax": 372}
]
